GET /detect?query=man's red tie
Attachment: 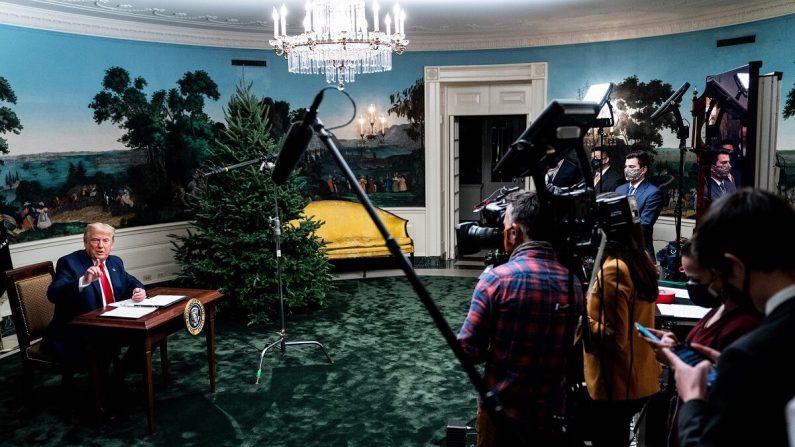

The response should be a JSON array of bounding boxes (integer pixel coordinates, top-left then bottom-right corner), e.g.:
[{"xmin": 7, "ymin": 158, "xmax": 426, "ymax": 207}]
[{"xmin": 98, "ymin": 262, "xmax": 114, "ymax": 305}]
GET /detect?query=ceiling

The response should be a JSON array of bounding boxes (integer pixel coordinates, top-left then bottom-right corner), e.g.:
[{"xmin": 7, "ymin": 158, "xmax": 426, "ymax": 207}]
[{"xmin": 2, "ymin": 0, "xmax": 795, "ymax": 50}]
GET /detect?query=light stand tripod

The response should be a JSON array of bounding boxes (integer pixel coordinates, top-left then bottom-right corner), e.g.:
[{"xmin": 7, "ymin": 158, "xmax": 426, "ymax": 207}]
[
  {"xmin": 255, "ymin": 163, "xmax": 333, "ymax": 385},
  {"xmin": 201, "ymin": 157, "xmax": 333, "ymax": 385},
  {"xmin": 650, "ymin": 82, "xmax": 691, "ymax": 273}
]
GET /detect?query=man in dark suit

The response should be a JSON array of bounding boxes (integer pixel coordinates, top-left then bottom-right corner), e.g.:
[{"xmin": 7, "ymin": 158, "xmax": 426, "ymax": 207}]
[
  {"xmin": 662, "ymin": 189, "xmax": 795, "ymax": 447},
  {"xmin": 615, "ymin": 150, "xmax": 664, "ymax": 259},
  {"xmin": 45, "ymin": 222, "xmax": 146, "ymax": 369},
  {"xmin": 590, "ymin": 146, "xmax": 624, "ymax": 193},
  {"xmin": 704, "ymin": 150, "xmax": 737, "ymax": 202}
]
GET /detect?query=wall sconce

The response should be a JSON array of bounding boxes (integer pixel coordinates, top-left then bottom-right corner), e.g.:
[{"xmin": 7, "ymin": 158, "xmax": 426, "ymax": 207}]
[{"xmin": 358, "ymin": 104, "xmax": 386, "ymax": 144}]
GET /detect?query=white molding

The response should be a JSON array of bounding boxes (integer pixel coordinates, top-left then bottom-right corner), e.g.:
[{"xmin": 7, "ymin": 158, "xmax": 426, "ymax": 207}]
[
  {"xmin": 405, "ymin": 2, "xmax": 795, "ymax": 51},
  {"xmin": 425, "ymin": 63, "xmax": 548, "ymax": 259},
  {"xmin": 2, "ymin": 1, "xmax": 794, "ymax": 50},
  {"xmin": 0, "ymin": 2, "xmax": 268, "ymax": 48},
  {"xmin": 10, "ymin": 221, "xmax": 192, "ymax": 284}
]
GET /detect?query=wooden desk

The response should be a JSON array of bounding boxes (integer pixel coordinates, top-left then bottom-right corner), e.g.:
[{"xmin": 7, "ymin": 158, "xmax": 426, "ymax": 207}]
[{"xmin": 70, "ymin": 287, "xmax": 223, "ymax": 434}]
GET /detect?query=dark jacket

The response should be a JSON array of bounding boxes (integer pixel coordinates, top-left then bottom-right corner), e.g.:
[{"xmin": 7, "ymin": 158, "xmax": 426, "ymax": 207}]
[
  {"xmin": 678, "ymin": 296, "xmax": 795, "ymax": 446},
  {"xmin": 594, "ymin": 167, "xmax": 624, "ymax": 194},
  {"xmin": 615, "ymin": 180, "xmax": 664, "ymax": 258},
  {"xmin": 45, "ymin": 249, "xmax": 143, "ymax": 360}
]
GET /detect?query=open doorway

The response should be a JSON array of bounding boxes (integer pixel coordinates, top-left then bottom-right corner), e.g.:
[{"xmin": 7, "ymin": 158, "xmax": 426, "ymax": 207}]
[{"xmin": 457, "ymin": 115, "xmax": 526, "ymax": 223}]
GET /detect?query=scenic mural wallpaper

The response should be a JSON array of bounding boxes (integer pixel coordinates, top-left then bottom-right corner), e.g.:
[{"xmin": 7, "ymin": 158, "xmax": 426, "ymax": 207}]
[{"xmin": 2, "ymin": 13, "xmax": 795, "ymax": 244}]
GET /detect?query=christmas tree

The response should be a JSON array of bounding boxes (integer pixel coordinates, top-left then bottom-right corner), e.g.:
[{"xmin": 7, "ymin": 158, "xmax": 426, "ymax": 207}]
[{"xmin": 172, "ymin": 82, "xmax": 332, "ymax": 324}]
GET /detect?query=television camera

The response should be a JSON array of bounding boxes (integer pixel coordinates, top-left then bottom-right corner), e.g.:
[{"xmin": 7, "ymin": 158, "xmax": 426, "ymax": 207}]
[
  {"xmin": 492, "ymin": 98, "xmax": 606, "ymax": 268},
  {"xmin": 455, "ymin": 84, "xmax": 618, "ymax": 271},
  {"xmin": 455, "ymin": 186, "xmax": 518, "ymax": 267}
]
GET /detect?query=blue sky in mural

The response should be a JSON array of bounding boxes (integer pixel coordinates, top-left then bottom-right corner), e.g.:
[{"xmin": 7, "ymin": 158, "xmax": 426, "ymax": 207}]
[
  {"xmin": 2, "ymin": 13, "xmax": 795, "ymax": 155},
  {"xmin": 0, "ymin": 24, "xmax": 422, "ymax": 153}
]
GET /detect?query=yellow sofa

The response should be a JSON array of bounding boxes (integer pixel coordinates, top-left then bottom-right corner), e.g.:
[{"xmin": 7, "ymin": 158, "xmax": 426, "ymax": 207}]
[{"xmin": 299, "ymin": 199, "xmax": 414, "ymax": 261}]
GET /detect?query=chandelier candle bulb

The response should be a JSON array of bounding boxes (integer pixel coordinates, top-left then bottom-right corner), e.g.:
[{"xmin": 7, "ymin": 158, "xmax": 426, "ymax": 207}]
[
  {"xmin": 272, "ymin": 7, "xmax": 279, "ymax": 38},
  {"xmin": 303, "ymin": 1, "xmax": 311, "ymax": 32},
  {"xmin": 280, "ymin": 4, "xmax": 287, "ymax": 36},
  {"xmin": 393, "ymin": 4, "xmax": 400, "ymax": 33},
  {"xmin": 385, "ymin": 13, "xmax": 391, "ymax": 36},
  {"xmin": 373, "ymin": 2, "xmax": 380, "ymax": 31}
]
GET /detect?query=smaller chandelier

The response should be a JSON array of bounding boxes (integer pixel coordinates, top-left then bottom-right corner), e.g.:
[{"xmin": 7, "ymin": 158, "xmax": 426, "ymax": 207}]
[
  {"xmin": 270, "ymin": 1, "xmax": 409, "ymax": 89},
  {"xmin": 358, "ymin": 104, "xmax": 387, "ymax": 144}
]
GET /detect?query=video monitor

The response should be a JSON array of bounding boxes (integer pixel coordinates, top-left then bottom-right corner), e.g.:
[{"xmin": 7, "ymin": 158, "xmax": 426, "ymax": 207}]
[
  {"xmin": 704, "ymin": 64, "xmax": 749, "ymax": 119},
  {"xmin": 493, "ymin": 100, "xmax": 601, "ymax": 179}
]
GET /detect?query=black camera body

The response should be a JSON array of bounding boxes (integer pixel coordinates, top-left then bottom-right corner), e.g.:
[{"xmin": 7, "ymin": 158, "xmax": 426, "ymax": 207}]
[
  {"xmin": 455, "ymin": 187, "xmax": 516, "ymax": 266},
  {"xmin": 455, "ymin": 202, "xmax": 505, "ymax": 254}
]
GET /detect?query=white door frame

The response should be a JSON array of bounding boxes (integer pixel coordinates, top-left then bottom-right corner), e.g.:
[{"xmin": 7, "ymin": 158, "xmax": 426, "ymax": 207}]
[{"xmin": 424, "ymin": 63, "xmax": 548, "ymax": 260}]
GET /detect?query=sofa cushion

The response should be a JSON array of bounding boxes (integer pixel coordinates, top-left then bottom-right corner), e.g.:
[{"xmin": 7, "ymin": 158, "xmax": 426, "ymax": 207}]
[{"xmin": 296, "ymin": 200, "xmax": 414, "ymax": 260}]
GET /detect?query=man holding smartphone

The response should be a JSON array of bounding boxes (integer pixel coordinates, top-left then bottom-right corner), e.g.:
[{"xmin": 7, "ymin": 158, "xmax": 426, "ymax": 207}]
[{"xmin": 661, "ymin": 189, "xmax": 795, "ymax": 447}]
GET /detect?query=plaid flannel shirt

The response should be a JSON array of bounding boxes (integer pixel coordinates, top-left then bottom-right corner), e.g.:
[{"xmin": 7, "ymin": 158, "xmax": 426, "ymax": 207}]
[{"xmin": 458, "ymin": 242, "xmax": 583, "ymax": 423}]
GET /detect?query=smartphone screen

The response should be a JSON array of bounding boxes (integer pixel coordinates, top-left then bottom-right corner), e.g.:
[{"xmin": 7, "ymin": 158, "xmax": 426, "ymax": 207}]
[
  {"xmin": 634, "ymin": 322, "xmax": 660, "ymax": 343},
  {"xmin": 636, "ymin": 322, "xmax": 717, "ymax": 387},
  {"xmin": 673, "ymin": 344, "xmax": 717, "ymax": 386}
]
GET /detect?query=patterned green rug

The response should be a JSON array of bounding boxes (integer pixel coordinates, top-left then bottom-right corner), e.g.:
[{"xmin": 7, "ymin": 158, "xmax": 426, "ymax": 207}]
[{"xmin": 0, "ymin": 275, "xmax": 481, "ymax": 446}]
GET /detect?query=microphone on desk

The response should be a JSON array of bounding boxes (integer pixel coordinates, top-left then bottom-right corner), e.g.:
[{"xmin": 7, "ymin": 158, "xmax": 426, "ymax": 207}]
[{"xmin": 271, "ymin": 88, "xmax": 325, "ymax": 185}]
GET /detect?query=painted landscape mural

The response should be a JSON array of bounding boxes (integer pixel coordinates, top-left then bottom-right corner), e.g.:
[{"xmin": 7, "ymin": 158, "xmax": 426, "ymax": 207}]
[{"xmin": 3, "ymin": 12, "xmax": 795, "ymax": 244}]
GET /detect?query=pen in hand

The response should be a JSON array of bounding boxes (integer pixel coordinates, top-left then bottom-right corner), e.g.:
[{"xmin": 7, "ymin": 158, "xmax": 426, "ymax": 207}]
[{"xmin": 131, "ymin": 287, "xmax": 147, "ymax": 303}]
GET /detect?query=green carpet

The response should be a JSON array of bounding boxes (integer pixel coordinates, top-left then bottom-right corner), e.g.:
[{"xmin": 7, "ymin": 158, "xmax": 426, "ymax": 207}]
[{"xmin": 0, "ymin": 275, "xmax": 481, "ymax": 446}]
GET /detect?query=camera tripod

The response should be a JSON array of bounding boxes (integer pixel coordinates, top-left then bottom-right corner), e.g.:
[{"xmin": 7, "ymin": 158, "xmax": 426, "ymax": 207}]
[{"xmin": 255, "ymin": 168, "xmax": 333, "ymax": 385}]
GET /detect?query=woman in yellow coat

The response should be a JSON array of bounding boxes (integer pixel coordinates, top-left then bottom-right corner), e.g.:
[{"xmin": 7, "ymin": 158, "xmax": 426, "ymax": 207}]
[{"xmin": 584, "ymin": 193, "xmax": 661, "ymax": 447}]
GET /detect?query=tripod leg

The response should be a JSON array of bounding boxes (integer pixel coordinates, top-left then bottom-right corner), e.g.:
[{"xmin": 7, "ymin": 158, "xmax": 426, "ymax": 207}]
[
  {"xmin": 255, "ymin": 337, "xmax": 284, "ymax": 385},
  {"xmin": 284, "ymin": 340, "xmax": 334, "ymax": 364}
]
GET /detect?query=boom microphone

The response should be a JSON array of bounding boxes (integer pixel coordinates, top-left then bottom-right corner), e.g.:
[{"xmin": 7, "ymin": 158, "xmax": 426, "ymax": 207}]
[
  {"xmin": 272, "ymin": 89, "xmax": 325, "ymax": 184},
  {"xmin": 650, "ymin": 81, "xmax": 690, "ymax": 121}
]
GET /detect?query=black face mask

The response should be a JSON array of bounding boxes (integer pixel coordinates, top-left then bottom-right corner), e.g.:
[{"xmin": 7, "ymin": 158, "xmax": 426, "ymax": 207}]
[
  {"xmin": 686, "ymin": 281, "xmax": 721, "ymax": 308},
  {"xmin": 590, "ymin": 159, "xmax": 603, "ymax": 171}
]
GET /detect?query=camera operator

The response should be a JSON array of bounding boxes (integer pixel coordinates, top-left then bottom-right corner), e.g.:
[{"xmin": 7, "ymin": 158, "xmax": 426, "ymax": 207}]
[{"xmin": 457, "ymin": 190, "xmax": 583, "ymax": 447}]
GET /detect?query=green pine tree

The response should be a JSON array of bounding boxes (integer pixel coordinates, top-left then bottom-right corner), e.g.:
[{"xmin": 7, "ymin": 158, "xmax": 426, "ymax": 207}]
[{"xmin": 172, "ymin": 82, "xmax": 332, "ymax": 324}]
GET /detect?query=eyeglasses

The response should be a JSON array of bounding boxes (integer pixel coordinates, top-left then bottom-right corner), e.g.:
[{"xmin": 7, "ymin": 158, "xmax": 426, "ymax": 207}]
[{"xmin": 87, "ymin": 237, "xmax": 112, "ymax": 246}]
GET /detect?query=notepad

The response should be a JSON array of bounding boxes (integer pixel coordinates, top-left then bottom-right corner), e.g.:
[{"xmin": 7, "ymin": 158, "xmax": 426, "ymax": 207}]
[
  {"xmin": 100, "ymin": 306, "xmax": 157, "ymax": 319},
  {"xmin": 110, "ymin": 295, "xmax": 187, "ymax": 308}
]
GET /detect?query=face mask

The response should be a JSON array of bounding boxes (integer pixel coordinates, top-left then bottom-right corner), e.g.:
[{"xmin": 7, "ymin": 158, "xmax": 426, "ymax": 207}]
[
  {"xmin": 591, "ymin": 159, "xmax": 603, "ymax": 171},
  {"xmin": 624, "ymin": 167, "xmax": 642, "ymax": 182},
  {"xmin": 686, "ymin": 281, "xmax": 721, "ymax": 308},
  {"xmin": 711, "ymin": 164, "xmax": 731, "ymax": 179}
]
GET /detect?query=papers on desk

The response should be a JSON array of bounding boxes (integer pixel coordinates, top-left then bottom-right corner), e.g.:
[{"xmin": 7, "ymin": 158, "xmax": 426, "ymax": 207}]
[
  {"xmin": 657, "ymin": 304, "xmax": 710, "ymax": 320},
  {"xmin": 100, "ymin": 306, "xmax": 157, "ymax": 319},
  {"xmin": 109, "ymin": 295, "xmax": 187, "ymax": 308}
]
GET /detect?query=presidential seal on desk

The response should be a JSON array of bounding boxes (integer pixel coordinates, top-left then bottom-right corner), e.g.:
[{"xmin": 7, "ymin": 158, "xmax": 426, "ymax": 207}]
[{"xmin": 184, "ymin": 298, "xmax": 205, "ymax": 335}]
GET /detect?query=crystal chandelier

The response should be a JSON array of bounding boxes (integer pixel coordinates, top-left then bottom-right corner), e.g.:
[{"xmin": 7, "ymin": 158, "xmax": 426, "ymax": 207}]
[{"xmin": 270, "ymin": 1, "xmax": 409, "ymax": 89}]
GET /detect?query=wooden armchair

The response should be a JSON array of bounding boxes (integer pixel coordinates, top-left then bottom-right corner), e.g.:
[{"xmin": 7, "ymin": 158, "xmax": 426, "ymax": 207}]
[{"xmin": 3, "ymin": 261, "xmax": 63, "ymax": 388}]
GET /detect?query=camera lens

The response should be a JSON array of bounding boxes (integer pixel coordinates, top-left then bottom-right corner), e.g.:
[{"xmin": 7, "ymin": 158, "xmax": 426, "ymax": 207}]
[{"xmin": 455, "ymin": 222, "xmax": 502, "ymax": 255}]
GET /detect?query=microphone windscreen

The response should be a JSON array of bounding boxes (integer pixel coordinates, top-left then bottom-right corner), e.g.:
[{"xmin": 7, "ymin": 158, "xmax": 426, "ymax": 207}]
[{"xmin": 272, "ymin": 122, "xmax": 313, "ymax": 184}]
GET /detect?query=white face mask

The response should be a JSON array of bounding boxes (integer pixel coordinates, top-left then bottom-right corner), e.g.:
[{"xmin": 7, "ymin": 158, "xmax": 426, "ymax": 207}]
[{"xmin": 624, "ymin": 167, "xmax": 642, "ymax": 182}]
